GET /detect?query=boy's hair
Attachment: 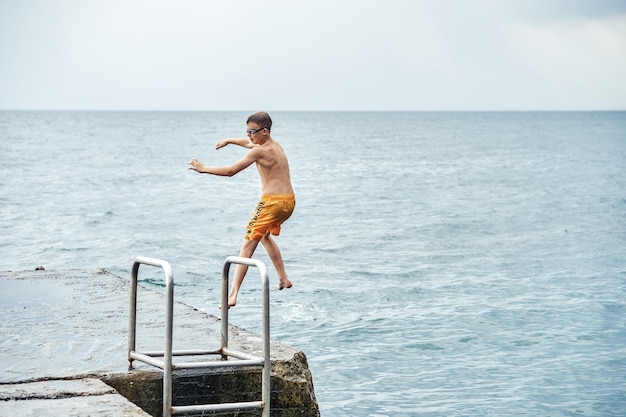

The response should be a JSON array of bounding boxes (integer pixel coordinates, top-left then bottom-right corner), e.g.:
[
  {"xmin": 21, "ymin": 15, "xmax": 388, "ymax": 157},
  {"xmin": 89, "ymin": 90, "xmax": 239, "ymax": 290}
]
[{"xmin": 247, "ymin": 112, "xmax": 272, "ymax": 132}]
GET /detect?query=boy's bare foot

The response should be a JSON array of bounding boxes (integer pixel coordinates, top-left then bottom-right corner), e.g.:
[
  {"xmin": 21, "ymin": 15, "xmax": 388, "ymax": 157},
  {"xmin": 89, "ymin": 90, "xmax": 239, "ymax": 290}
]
[
  {"xmin": 219, "ymin": 295, "xmax": 238, "ymax": 309},
  {"xmin": 276, "ymin": 278, "xmax": 293, "ymax": 290}
]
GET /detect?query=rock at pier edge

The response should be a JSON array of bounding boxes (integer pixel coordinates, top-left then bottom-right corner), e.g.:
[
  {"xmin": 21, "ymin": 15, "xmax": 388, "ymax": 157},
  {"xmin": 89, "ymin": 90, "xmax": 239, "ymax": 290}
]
[{"xmin": 0, "ymin": 269, "xmax": 320, "ymax": 416}]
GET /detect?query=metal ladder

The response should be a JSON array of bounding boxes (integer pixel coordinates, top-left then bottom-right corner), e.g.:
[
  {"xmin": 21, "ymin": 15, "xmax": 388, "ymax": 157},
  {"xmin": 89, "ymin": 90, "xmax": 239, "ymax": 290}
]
[{"xmin": 128, "ymin": 255, "xmax": 271, "ymax": 417}]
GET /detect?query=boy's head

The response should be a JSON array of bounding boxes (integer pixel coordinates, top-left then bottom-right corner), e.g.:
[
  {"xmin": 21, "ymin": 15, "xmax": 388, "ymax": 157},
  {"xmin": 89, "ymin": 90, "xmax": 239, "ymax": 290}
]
[{"xmin": 247, "ymin": 112, "xmax": 272, "ymax": 132}]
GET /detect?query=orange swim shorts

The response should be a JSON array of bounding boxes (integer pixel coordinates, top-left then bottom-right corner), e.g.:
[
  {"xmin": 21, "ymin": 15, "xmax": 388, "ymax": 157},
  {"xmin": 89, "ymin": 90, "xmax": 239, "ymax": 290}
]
[{"xmin": 244, "ymin": 194, "xmax": 295, "ymax": 241}]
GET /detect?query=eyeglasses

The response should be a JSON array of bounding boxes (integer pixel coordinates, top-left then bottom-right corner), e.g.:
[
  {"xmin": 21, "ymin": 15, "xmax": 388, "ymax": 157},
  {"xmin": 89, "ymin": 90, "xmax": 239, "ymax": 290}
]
[{"xmin": 246, "ymin": 127, "xmax": 268, "ymax": 135}]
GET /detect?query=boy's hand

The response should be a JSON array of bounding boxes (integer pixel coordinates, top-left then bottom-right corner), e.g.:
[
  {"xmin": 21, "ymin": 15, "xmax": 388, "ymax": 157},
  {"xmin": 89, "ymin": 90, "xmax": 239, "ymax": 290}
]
[
  {"xmin": 216, "ymin": 139, "xmax": 229, "ymax": 149},
  {"xmin": 188, "ymin": 158, "xmax": 205, "ymax": 173}
]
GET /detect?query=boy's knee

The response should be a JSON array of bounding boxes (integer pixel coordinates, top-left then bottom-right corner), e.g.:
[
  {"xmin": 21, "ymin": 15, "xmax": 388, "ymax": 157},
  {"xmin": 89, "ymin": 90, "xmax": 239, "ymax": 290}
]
[{"xmin": 240, "ymin": 239, "xmax": 259, "ymax": 256}]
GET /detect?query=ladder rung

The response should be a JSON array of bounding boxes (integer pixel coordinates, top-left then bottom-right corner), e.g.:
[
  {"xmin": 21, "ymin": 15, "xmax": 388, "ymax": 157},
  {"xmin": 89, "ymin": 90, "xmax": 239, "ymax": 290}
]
[
  {"xmin": 131, "ymin": 350, "xmax": 263, "ymax": 370},
  {"xmin": 221, "ymin": 347, "xmax": 262, "ymax": 361},
  {"xmin": 129, "ymin": 351, "xmax": 164, "ymax": 369},
  {"xmin": 173, "ymin": 358, "xmax": 264, "ymax": 370},
  {"xmin": 172, "ymin": 401, "xmax": 263, "ymax": 415},
  {"xmin": 140, "ymin": 349, "xmax": 223, "ymax": 357}
]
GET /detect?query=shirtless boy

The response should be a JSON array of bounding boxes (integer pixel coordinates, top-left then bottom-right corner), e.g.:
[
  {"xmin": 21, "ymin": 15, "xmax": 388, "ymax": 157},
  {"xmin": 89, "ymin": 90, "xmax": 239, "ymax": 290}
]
[{"xmin": 188, "ymin": 112, "xmax": 295, "ymax": 307}]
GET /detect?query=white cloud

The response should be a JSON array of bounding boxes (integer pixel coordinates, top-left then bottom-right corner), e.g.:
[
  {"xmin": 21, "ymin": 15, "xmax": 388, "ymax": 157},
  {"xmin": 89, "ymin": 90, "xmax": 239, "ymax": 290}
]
[
  {"xmin": 505, "ymin": 15, "xmax": 626, "ymax": 109},
  {"xmin": 1, "ymin": 0, "xmax": 625, "ymax": 110}
]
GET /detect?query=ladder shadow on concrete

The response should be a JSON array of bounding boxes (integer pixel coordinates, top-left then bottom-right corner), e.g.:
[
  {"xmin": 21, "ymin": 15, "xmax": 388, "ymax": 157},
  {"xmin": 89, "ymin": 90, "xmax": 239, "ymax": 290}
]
[{"xmin": 128, "ymin": 255, "xmax": 271, "ymax": 417}]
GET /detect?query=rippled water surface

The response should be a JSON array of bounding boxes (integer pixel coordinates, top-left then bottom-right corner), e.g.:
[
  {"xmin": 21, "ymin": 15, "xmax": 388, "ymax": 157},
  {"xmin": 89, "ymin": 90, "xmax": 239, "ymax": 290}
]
[{"xmin": 1, "ymin": 111, "xmax": 625, "ymax": 416}]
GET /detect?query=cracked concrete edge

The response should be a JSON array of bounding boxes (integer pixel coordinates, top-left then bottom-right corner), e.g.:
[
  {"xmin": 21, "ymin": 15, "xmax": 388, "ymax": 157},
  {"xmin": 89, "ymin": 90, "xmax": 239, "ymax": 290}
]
[
  {"xmin": 0, "ymin": 378, "xmax": 153, "ymax": 417},
  {"xmin": 0, "ymin": 378, "xmax": 115, "ymax": 401}
]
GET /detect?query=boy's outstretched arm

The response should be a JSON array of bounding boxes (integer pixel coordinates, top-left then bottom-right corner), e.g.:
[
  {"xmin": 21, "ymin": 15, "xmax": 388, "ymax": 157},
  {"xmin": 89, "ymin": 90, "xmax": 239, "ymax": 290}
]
[
  {"xmin": 216, "ymin": 138, "xmax": 256, "ymax": 149},
  {"xmin": 188, "ymin": 149, "xmax": 257, "ymax": 177}
]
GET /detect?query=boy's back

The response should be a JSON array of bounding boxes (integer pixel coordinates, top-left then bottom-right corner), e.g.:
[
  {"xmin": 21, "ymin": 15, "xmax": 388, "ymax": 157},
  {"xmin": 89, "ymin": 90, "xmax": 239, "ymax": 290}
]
[{"xmin": 254, "ymin": 138, "xmax": 293, "ymax": 196}]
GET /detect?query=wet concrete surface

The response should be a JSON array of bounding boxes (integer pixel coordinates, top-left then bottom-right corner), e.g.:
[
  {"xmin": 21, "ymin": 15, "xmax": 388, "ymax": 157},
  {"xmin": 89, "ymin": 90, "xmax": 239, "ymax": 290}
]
[
  {"xmin": 0, "ymin": 378, "xmax": 151, "ymax": 416},
  {"xmin": 0, "ymin": 268, "xmax": 316, "ymax": 416}
]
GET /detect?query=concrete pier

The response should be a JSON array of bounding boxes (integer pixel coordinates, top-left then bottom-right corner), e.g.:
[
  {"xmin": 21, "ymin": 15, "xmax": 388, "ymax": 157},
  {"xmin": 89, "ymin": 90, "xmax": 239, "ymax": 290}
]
[{"xmin": 0, "ymin": 269, "xmax": 320, "ymax": 416}]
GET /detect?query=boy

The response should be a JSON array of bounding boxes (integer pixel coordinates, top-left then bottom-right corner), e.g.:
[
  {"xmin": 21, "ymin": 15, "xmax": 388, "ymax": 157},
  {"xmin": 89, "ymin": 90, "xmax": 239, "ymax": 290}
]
[{"xmin": 189, "ymin": 112, "xmax": 295, "ymax": 307}]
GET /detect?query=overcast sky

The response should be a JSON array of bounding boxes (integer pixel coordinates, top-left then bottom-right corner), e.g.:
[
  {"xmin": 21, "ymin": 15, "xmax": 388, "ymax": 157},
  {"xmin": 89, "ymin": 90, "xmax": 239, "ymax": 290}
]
[{"xmin": 1, "ymin": 0, "xmax": 625, "ymax": 111}]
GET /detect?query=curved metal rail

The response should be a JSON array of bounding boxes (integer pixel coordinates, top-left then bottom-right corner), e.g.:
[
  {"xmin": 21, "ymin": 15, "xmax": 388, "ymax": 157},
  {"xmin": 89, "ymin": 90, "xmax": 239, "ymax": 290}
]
[{"xmin": 128, "ymin": 255, "xmax": 270, "ymax": 417}]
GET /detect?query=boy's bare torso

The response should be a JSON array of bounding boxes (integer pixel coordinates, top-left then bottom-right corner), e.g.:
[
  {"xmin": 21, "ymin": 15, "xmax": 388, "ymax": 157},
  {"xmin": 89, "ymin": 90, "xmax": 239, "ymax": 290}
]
[{"xmin": 254, "ymin": 138, "xmax": 294, "ymax": 196}]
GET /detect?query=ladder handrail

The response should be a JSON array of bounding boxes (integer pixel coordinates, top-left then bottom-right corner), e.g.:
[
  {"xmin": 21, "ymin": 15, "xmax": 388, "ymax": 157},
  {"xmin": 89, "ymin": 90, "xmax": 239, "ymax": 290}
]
[
  {"xmin": 221, "ymin": 256, "xmax": 271, "ymax": 417},
  {"xmin": 128, "ymin": 255, "xmax": 271, "ymax": 417},
  {"xmin": 128, "ymin": 256, "xmax": 175, "ymax": 416}
]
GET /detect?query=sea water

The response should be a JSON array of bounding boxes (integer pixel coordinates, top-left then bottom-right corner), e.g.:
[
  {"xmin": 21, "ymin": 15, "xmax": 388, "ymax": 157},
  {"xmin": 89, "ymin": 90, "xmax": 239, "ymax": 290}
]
[{"xmin": 1, "ymin": 111, "xmax": 625, "ymax": 416}]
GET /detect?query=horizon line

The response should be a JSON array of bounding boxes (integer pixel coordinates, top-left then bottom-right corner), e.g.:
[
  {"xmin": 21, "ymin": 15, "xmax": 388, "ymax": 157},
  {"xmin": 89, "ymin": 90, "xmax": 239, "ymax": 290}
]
[{"xmin": 1, "ymin": 108, "xmax": 625, "ymax": 112}]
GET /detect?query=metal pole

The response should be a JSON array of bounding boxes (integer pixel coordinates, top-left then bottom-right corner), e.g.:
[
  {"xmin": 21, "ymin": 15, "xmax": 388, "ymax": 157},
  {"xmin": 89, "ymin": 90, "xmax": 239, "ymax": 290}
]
[
  {"xmin": 259, "ymin": 261, "xmax": 271, "ymax": 417},
  {"xmin": 220, "ymin": 261, "xmax": 231, "ymax": 358},
  {"xmin": 222, "ymin": 256, "xmax": 271, "ymax": 417},
  {"xmin": 163, "ymin": 261, "xmax": 174, "ymax": 417},
  {"xmin": 130, "ymin": 256, "xmax": 174, "ymax": 417},
  {"xmin": 128, "ymin": 260, "xmax": 140, "ymax": 369}
]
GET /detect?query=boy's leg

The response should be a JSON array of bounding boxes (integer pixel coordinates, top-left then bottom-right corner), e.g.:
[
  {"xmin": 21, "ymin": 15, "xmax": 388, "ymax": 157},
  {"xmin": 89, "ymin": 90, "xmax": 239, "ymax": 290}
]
[
  {"xmin": 228, "ymin": 238, "xmax": 260, "ymax": 307},
  {"xmin": 260, "ymin": 233, "xmax": 292, "ymax": 290}
]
